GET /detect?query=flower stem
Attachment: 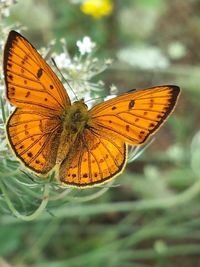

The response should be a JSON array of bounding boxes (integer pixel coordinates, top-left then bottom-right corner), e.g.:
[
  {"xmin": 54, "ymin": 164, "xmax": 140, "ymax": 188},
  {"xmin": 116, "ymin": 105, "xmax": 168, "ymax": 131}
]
[{"xmin": 0, "ymin": 179, "xmax": 50, "ymax": 221}]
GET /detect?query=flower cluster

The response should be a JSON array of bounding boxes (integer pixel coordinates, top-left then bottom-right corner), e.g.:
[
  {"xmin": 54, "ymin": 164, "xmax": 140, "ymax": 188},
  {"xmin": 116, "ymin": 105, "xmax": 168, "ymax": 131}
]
[
  {"xmin": 52, "ymin": 35, "xmax": 112, "ymax": 104},
  {"xmin": 0, "ymin": 0, "xmax": 17, "ymax": 18}
]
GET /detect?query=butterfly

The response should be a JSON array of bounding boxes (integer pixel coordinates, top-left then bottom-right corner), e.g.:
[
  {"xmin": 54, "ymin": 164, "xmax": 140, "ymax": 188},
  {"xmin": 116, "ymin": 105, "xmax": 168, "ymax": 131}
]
[{"xmin": 4, "ymin": 31, "xmax": 180, "ymax": 188}]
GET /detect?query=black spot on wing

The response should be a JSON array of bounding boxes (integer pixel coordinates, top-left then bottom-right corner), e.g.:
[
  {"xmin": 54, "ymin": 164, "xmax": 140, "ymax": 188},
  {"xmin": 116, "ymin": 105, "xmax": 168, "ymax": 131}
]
[
  {"xmin": 37, "ymin": 68, "xmax": 43, "ymax": 78},
  {"xmin": 128, "ymin": 99, "xmax": 135, "ymax": 109}
]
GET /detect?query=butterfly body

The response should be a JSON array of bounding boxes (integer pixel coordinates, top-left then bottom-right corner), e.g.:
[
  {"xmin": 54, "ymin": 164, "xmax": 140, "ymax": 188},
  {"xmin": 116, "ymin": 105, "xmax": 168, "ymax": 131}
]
[
  {"xmin": 4, "ymin": 31, "xmax": 180, "ymax": 188},
  {"xmin": 57, "ymin": 100, "xmax": 89, "ymax": 164}
]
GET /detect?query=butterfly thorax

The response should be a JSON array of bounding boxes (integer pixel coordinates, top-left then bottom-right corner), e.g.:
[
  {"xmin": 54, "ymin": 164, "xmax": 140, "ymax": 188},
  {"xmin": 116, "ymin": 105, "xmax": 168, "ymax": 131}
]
[{"xmin": 56, "ymin": 101, "xmax": 89, "ymax": 164}]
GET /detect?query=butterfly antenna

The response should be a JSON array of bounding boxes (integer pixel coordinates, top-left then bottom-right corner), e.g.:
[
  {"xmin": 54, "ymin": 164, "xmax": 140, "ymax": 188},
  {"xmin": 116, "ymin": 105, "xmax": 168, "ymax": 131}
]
[
  {"xmin": 85, "ymin": 96, "xmax": 105, "ymax": 104},
  {"xmin": 51, "ymin": 57, "xmax": 78, "ymax": 101}
]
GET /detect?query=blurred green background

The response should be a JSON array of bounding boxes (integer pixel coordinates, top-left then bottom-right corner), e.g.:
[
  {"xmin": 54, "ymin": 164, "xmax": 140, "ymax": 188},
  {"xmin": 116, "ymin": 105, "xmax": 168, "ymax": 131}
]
[{"xmin": 1, "ymin": 0, "xmax": 200, "ymax": 267}]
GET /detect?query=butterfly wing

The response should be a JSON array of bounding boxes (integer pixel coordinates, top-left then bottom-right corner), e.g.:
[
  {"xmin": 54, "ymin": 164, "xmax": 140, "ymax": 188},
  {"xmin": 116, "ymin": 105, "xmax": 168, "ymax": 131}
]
[
  {"xmin": 4, "ymin": 30, "xmax": 70, "ymax": 113},
  {"xmin": 59, "ymin": 128, "xmax": 127, "ymax": 187},
  {"xmin": 7, "ymin": 108, "xmax": 62, "ymax": 174},
  {"xmin": 4, "ymin": 31, "xmax": 69, "ymax": 174},
  {"xmin": 59, "ymin": 85, "xmax": 180, "ymax": 187},
  {"xmin": 89, "ymin": 85, "xmax": 180, "ymax": 145}
]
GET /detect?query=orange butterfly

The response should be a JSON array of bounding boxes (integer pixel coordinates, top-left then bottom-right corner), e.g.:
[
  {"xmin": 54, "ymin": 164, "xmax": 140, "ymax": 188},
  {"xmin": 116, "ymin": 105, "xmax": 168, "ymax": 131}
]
[{"xmin": 4, "ymin": 31, "xmax": 180, "ymax": 188}]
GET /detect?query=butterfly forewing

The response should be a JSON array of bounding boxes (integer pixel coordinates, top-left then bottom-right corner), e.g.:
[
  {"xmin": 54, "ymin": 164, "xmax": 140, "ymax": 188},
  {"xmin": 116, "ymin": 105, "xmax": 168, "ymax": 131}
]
[
  {"xmin": 89, "ymin": 86, "xmax": 180, "ymax": 145},
  {"xmin": 4, "ymin": 31, "xmax": 70, "ymax": 114}
]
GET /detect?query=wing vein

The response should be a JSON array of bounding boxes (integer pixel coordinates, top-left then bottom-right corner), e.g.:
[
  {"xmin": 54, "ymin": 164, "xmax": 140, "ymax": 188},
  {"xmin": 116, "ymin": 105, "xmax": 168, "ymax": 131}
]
[
  {"xmin": 11, "ymin": 99, "xmax": 59, "ymax": 111},
  {"xmin": 82, "ymin": 135, "xmax": 92, "ymax": 183},
  {"xmin": 13, "ymin": 109, "xmax": 59, "ymax": 118},
  {"xmin": 89, "ymin": 127, "xmax": 124, "ymax": 156},
  {"xmin": 82, "ymin": 133, "xmax": 103, "ymax": 180},
  {"xmin": 9, "ymin": 117, "xmax": 59, "ymax": 127},
  {"xmin": 15, "ymin": 40, "xmax": 40, "ymax": 66},
  {"xmin": 88, "ymin": 129, "xmax": 119, "ymax": 170},
  {"xmin": 7, "ymin": 49, "xmax": 33, "ymax": 67},
  {"xmin": 92, "ymin": 123, "xmax": 139, "ymax": 143},
  {"xmin": 8, "ymin": 58, "xmax": 41, "ymax": 79},
  {"xmin": 93, "ymin": 112, "xmax": 159, "ymax": 123},
  {"xmin": 13, "ymin": 133, "xmax": 43, "ymax": 147},
  {"xmin": 8, "ymin": 81, "xmax": 44, "ymax": 92},
  {"xmin": 77, "ymin": 140, "xmax": 84, "ymax": 183},
  {"xmin": 90, "ymin": 88, "xmax": 171, "ymax": 114},
  {"xmin": 27, "ymin": 125, "xmax": 60, "ymax": 165}
]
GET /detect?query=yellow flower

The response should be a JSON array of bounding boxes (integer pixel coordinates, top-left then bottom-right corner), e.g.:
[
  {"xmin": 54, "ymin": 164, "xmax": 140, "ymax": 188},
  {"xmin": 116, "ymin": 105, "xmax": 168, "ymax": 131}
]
[{"xmin": 80, "ymin": 0, "xmax": 113, "ymax": 19}]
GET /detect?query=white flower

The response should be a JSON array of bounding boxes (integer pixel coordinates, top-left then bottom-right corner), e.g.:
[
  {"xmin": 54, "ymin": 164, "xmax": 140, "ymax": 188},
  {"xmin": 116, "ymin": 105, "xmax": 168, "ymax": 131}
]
[
  {"xmin": 53, "ymin": 53, "xmax": 71, "ymax": 69},
  {"xmin": 76, "ymin": 36, "xmax": 96, "ymax": 55},
  {"xmin": 109, "ymin": 84, "xmax": 118, "ymax": 95},
  {"xmin": 168, "ymin": 42, "xmax": 186, "ymax": 60},
  {"xmin": 105, "ymin": 58, "xmax": 113, "ymax": 65}
]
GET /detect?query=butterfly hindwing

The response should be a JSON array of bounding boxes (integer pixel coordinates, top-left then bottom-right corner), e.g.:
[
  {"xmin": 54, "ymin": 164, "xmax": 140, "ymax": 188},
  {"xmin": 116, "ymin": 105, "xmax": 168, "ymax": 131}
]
[
  {"xmin": 59, "ymin": 128, "xmax": 126, "ymax": 187},
  {"xmin": 89, "ymin": 86, "xmax": 180, "ymax": 145},
  {"xmin": 7, "ymin": 108, "xmax": 62, "ymax": 174}
]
